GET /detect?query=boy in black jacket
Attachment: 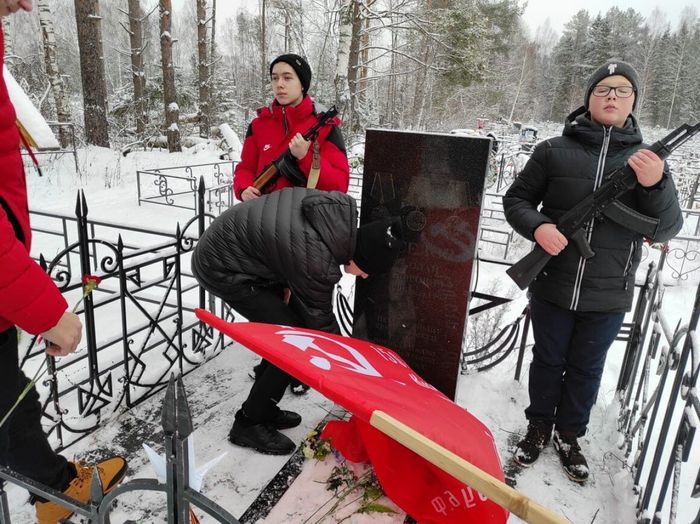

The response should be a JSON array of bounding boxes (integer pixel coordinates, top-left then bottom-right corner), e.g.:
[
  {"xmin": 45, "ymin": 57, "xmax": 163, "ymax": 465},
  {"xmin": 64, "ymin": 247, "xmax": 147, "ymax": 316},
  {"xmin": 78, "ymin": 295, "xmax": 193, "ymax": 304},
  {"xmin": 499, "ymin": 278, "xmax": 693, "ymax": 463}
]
[
  {"xmin": 503, "ymin": 61, "xmax": 682, "ymax": 482},
  {"xmin": 192, "ymin": 187, "xmax": 405, "ymax": 454}
]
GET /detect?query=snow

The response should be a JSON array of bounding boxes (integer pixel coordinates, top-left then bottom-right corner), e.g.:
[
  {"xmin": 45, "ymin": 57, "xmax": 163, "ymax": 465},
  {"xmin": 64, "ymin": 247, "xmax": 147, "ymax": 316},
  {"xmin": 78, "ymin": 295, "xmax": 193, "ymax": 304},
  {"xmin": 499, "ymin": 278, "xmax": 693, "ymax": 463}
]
[
  {"xmin": 219, "ymin": 123, "xmax": 243, "ymax": 161},
  {"xmin": 3, "ymin": 65, "xmax": 60, "ymax": 150},
  {"xmin": 168, "ymin": 102, "xmax": 180, "ymax": 112},
  {"xmin": 168, "ymin": 122, "xmax": 179, "ymax": 132},
  {"xmin": 5, "ymin": 145, "xmax": 699, "ymax": 522}
]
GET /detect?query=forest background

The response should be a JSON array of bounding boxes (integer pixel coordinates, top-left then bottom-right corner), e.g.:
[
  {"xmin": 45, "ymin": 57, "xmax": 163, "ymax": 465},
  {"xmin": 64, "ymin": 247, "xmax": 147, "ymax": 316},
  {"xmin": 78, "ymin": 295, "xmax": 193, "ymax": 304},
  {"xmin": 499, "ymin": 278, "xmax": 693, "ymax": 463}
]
[{"xmin": 2, "ymin": 0, "xmax": 699, "ymax": 153}]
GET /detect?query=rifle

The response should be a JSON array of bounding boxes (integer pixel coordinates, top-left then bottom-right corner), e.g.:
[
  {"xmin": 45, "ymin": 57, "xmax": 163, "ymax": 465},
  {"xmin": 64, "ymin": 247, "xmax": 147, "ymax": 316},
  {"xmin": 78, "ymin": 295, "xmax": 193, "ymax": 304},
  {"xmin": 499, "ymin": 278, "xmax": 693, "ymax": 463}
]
[
  {"xmin": 506, "ymin": 122, "xmax": 700, "ymax": 290},
  {"xmin": 252, "ymin": 106, "xmax": 339, "ymax": 191}
]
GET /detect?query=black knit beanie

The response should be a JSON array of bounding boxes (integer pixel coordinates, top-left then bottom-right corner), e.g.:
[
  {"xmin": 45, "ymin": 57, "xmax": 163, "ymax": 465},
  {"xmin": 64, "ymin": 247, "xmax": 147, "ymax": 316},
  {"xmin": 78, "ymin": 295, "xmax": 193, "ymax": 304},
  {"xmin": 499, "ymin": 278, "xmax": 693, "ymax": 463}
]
[
  {"xmin": 269, "ymin": 54, "xmax": 312, "ymax": 94},
  {"xmin": 353, "ymin": 217, "xmax": 405, "ymax": 275},
  {"xmin": 584, "ymin": 60, "xmax": 640, "ymax": 110}
]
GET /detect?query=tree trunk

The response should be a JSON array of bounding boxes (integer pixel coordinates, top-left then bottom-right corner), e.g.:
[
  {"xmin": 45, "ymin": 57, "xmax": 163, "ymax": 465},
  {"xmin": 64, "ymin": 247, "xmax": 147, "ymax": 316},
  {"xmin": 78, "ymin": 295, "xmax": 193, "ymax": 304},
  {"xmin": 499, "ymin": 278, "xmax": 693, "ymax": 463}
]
[
  {"xmin": 385, "ymin": 0, "xmax": 397, "ymax": 127},
  {"xmin": 334, "ymin": 1, "xmax": 353, "ymax": 131},
  {"xmin": 260, "ymin": 0, "xmax": 267, "ymax": 103},
  {"xmin": 209, "ymin": 0, "xmax": 216, "ymax": 128},
  {"xmin": 1, "ymin": 17, "xmax": 12, "ymax": 68},
  {"xmin": 508, "ymin": 44, "xmax": 534, "ymax": 122},
  {"xmin": 74, "ymin": 0, "xmax": 110, "ymax": 147},
  {"xmin": 346, "ymin": 0, "xmax": 362, "ymax": 134},
  {"xmin": 38, "ymin": 0, "xmax": 70, "ymax": 147},
  {"xmin": 357, "ymin": 0, "xmax": 374, "ymax": 105},
  {"xmin": 411, "ymin": 35, "xmax": 431, "ymax": 129},
  {"xmin": 196, "ymin": 0, "xmax": 209, "ymax": 137},
  {"xmin": 409, "ymin": 0, "xmax": 433, "ymax": 129},
  {"xmin": 666, "ymin": 39, "xmax": 686, "ymax": 128},
  {"xmin": 159, "ymin": 0, "xmax": 181, "ymax": 152},
  {"xmin": 126, "ymin": 0, "xmax": 148, "ymax": 136}
]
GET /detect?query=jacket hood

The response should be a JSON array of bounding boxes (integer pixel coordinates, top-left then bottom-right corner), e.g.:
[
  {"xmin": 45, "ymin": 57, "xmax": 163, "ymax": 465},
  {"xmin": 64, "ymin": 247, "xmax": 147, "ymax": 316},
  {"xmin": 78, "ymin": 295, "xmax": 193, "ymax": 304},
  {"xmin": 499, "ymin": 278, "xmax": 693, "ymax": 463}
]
[
  {"xmin": 302, "ymin": 191, "xmax": 357, "ymax": 264},
  {"xmin": 564, "ymin": 105, "xmax": 643, "ymax": 151}
]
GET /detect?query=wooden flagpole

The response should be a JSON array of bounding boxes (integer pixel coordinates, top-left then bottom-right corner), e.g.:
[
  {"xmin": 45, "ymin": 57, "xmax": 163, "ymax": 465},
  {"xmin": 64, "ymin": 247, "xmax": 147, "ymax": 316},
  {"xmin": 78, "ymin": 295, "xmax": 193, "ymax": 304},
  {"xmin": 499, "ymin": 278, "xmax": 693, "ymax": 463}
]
[{"xmin": 370, "ymin": 410, "xmax": 571, "ymax": 524}]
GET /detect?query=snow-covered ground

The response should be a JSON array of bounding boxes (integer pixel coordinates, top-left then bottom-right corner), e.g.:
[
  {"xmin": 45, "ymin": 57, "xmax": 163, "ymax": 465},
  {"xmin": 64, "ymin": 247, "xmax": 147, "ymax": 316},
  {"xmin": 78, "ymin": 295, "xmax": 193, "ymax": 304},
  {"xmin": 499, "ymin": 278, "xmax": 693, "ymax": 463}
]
[{"xmin": 5, "ymin": 144, "xmax": 698, "ymax": 523}]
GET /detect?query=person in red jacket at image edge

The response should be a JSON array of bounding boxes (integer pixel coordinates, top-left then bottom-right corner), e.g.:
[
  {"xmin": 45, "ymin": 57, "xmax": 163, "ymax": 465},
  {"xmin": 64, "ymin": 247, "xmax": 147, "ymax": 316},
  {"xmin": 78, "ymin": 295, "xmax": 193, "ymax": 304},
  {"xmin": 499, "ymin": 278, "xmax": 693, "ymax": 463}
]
[
  {"xmin": 0, "ymin": 3, "xmax": 126, "ymax": 523},
  {"xmin": 233, "ymin": 53, "xmax": 350, "ymax": 202}
]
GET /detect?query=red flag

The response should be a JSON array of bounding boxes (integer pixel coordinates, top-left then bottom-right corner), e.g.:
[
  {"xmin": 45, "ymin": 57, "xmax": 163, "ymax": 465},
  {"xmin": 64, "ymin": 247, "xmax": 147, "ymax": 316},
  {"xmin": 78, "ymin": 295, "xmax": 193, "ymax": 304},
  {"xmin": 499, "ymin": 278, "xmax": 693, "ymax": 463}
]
[{"xmin": 196, "ymin": 309, "xmax": 508, "ymax": 524}]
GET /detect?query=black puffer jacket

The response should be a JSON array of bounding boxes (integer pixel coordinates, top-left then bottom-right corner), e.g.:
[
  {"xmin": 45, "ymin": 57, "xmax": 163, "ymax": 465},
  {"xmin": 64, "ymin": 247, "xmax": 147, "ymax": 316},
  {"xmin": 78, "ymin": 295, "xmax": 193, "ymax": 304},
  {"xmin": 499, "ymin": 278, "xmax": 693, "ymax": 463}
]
[
  {"xmin": 192, "ymin": 187, "xmax": 357, "ymax": 332},
  {"xmin": 504, "ymin": 108, "xmax": 683, "ymax": 312}
]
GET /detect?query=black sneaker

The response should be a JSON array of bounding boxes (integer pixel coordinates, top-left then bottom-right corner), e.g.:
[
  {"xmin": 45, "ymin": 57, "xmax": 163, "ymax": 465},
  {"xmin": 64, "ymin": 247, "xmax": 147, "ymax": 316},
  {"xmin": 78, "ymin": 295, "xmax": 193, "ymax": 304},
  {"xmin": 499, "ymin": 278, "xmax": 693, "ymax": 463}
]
[
  {"xmin": 553, "ymin": 430, "xmax": 589, "ymax": 483},
  {"xmin": 271, "ymin": 409, "xmax": 302, "ymax": 430},
  {"xmin": 229, "ymin": 420, "xmax": 296, "ymax": 455},
  {"xmin": 513, "ymin": 420, "xmax": 553, "ymax": 466}
]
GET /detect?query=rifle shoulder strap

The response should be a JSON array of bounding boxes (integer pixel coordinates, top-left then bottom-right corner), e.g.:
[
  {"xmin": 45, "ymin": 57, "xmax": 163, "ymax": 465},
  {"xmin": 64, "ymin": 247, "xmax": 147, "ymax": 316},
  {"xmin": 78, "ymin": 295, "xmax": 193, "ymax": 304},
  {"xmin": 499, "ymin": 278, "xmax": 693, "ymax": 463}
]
[{"xmin": 307, "ymin": 141, "xmax": 321, "ymax": 189}]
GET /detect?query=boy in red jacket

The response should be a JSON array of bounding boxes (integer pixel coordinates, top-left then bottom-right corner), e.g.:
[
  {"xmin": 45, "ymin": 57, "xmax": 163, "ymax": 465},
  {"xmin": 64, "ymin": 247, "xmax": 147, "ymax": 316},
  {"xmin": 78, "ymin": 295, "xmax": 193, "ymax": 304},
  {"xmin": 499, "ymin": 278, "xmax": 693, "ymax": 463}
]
[
  {"xmin": 0, "ymin": 3, "xmax": 126, "ymax": 522},
  {"xmin": 233, "ymin": 54, "xmax": 350, "ymax": 201}
]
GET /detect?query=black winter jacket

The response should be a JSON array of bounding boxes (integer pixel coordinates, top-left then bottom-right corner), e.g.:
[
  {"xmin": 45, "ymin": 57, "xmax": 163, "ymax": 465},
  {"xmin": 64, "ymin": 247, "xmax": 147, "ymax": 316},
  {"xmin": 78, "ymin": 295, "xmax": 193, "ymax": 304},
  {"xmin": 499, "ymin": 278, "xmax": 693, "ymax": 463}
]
[
  {"xmin": 503, "ymin": 108, "xmax": 683, "ymax": 313},
  {"xmin": 192, "ymin": 187, "xmax": 357, "ymax": 332}
]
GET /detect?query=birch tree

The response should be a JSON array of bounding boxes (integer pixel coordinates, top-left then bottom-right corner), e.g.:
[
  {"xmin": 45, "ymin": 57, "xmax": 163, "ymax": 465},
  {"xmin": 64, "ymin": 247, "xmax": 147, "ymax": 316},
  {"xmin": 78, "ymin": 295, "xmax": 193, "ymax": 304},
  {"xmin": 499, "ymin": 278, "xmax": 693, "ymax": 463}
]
[
  {"xmin": 260, "ymin": 0, "xmax": 267, "ymax": 103},
  {"xmin": 334, "ymin": 1, "xmax": 353, "ymax": 132},
  {"xmin": 209, "ymin": 0, "xmax": 216, "ymax": 127},
  {"xmin": 196, "ymin": 0, "xmax": 210, "ymax": 136},
  {"xmin": 38, "ymin": 0, "xmax": 70, "ymax": 147},
  {"xmin": 1, "ymin": 17, "xmax": 12, "ymax": 67},
  {"xmin": 159, "ymin": 0, "xmax": 181, "ymax": 152},
  {"xmin": 74, "ymin": 0, "xmax": 110, "ymax": 147}
]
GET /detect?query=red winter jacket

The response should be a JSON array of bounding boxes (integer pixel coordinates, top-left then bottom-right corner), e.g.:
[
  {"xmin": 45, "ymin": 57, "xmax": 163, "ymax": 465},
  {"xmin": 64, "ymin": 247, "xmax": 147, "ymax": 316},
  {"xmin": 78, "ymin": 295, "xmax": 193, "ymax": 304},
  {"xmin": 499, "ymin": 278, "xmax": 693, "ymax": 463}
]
[
  {"xmin": 0, "ymin": 26, "xmax": 67, "ymax": 335},
  {"xmin": 233, "ymin": 95, "xmax": 350, "ymax": 199}
]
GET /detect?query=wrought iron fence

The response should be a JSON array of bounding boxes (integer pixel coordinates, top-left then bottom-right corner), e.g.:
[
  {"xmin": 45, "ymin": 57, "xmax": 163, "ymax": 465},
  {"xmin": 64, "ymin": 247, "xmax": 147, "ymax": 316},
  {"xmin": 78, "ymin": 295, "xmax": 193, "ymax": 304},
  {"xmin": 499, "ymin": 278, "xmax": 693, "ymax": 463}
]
[
  {"xmin": 136, "ymin": 161, "xmax": 235, "ymax": 214},
  {"xmin": 0, "ymin": 375, "xmax": 239, "ymax": 524},
  {"xmin": 22, "ymin": 185, "xmax": 233, "ymax": 453},
  {"xmin": 20, "ymin": 122, "xmax": 79, "ymax": 175},
  {"xmin": 615, "ymin": 260, "xmax": 700, "ymax": 523}
]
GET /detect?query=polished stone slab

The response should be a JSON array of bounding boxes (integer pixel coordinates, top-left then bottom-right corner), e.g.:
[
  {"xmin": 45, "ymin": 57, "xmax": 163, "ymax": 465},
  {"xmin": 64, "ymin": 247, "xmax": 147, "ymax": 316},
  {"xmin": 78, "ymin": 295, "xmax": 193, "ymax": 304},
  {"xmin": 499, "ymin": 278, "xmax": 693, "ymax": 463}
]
[{"xmin": 353, "ymin": 129, "xmax": 490, "ymax": 399}]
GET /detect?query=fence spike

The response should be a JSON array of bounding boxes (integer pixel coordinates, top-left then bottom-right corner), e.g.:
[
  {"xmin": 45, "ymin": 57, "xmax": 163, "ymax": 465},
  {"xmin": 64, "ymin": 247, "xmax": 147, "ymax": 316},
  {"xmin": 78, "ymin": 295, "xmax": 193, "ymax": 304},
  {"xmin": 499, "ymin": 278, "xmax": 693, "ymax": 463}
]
[
  {"xmin": 162, "ymin": 374, "xmax": 177, "ymax": 436},
  {"xmin": 89, "ymin": 466, "xmax": 104, "ymax": 505},
  {"xmin": 39, "ymin": 254, "xmax": 48, "ymax": 272},
  {"xmin": 175, "ymin": 375, "xmax": 193, "ymax": 439},
  {"xmin": 198, "ymin": 176, "xmax": 205, "ymax": 195},
  {"xmin": 117, "ymin": 235, "xmax": 124, "ymax": 251},
  {"xmin": 75, "ymin": 191, "xmax": 82, "ymax": 217},
  {"xmin": 81, "ymin": 190, "xmax": 89, "ymax": 216}
]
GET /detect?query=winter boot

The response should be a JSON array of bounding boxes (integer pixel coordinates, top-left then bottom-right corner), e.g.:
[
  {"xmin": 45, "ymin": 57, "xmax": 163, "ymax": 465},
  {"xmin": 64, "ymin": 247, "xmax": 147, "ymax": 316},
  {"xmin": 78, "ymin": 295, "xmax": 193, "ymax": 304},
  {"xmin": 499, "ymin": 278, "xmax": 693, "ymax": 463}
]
[
  {"xmin": 35, "ymin": 456, "xmax": 127, "ymax": 524},
  {"xmin": 513, "ymin": 420, "xmax": 553, "ymax": 466},
  {"xmin": 553, "ymin": 430, "xmax": 589, "ymax": 483},
  {"xmin": 271, "ymin": 409, "xmax": 302, "ymax": 430},
  {"xmin": 229, "ymin": 412, "xmax": 295, "ymax": 455}
]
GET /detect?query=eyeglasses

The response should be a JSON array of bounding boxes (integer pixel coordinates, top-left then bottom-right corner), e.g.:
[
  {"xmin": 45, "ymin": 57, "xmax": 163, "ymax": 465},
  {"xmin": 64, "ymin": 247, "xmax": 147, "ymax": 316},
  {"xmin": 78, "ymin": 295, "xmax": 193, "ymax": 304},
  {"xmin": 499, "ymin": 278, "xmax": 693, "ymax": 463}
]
[{"xmin": 591, "ymin": 85, "xmax": 635, "ymax": 98}]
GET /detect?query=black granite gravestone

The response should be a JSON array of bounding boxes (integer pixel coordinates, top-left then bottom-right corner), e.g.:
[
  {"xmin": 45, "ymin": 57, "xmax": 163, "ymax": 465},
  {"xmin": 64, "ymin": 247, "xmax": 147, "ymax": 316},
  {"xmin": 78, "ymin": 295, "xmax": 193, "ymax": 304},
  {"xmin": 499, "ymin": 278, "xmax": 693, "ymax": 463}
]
[{"xmin": 352, "ymin": 129, "xmax": 490, "ymax": 399}]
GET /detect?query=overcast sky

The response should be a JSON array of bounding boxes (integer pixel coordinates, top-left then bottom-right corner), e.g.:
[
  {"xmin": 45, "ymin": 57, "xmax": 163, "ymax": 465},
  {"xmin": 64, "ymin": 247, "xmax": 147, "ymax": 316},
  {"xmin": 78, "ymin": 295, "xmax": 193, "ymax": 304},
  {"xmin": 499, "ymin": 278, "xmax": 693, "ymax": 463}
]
[{"xmin": 171, "ymin": 0, "xmax": 694, "ymax": 38}]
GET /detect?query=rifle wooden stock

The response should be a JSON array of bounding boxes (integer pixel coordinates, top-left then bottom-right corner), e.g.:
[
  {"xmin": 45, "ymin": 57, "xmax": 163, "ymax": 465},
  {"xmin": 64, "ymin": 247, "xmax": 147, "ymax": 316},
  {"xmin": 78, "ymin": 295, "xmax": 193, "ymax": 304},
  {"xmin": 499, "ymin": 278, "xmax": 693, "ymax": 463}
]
[
  {"xmin": 506, "ymin": 121, "xmax": 699, "ymax": 289},
  {"xmin": 252, "ymin": 163, "xmax": 279, "ymax": 191}
]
